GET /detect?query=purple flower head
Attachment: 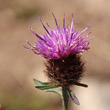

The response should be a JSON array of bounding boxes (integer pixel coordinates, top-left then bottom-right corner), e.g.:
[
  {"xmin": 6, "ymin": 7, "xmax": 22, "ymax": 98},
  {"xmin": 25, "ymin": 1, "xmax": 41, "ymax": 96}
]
[{"xmin": 26, "ymin": 14, "xmax": 92, "ymax": 59}]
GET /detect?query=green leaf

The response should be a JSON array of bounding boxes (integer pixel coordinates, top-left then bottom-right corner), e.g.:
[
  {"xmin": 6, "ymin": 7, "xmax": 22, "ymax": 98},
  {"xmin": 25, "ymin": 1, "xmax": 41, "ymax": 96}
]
[
  {"xmin": 67, "ymin": 89, "xmax": 80, "ymax": 105},
  {"xmin": 33, "ymin": 79, "xmax": 62, "ymax": 95},
  {"xmin": 44, "ymin": 87, "xmax": 62, "ymax": 95},
  {"xmin": 34, "ymin": 79, "xmax": 56, "ymax": 87}
]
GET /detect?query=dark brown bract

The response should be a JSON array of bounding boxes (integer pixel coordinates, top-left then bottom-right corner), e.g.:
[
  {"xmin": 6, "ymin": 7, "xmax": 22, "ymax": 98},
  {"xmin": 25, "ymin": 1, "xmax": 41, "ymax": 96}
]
[{"xmin": 45, "ymin": 54, "xmax": 86, "ymax": 87}]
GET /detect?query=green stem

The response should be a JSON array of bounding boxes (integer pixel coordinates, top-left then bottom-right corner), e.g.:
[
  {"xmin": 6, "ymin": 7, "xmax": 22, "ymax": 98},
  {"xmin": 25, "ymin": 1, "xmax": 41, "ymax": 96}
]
[{"xmin": 62, "ymin": 87, "xmax": 69, "ymax": 110}]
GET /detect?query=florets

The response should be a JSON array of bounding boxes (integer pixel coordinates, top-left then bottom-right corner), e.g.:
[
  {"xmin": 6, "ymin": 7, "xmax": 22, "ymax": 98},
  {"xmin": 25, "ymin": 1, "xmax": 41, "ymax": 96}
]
[{"xmin": 26, "ymin": 13, "xmax": 92, "ymax": 60}]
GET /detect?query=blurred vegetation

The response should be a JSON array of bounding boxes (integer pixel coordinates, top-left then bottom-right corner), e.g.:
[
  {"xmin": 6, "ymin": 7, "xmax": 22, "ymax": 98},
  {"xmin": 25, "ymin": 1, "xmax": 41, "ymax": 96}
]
[
  {"xmin": 0, "ymin": 90, "xmax": 57, "ymax": 110},
  {"xmin": 0, "ymin": 0, "xmax": 44, "ymax": 21},
  {"xmin": 13, "ymin": 5, "xmax": 44, "ymax": 21},
  {"xmin": 14, "ymin": 7, "xmax": 39, "ymax": 20}
]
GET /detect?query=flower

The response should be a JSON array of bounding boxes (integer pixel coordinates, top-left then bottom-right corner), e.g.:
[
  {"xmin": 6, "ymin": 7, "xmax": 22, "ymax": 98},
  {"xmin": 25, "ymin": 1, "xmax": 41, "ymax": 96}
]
[
  {"xmin": 26, "ymin": 14, "xmax": 93, "ymax": 87},
  {"xmin": 26, "ymin": 13, "xmax": 92, "ymax": 60}
]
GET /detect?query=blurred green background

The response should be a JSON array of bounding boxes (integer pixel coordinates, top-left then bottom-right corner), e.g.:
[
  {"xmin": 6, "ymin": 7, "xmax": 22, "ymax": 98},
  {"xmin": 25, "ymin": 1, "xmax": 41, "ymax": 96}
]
[{"xmin": 0, "ymin": 0, "xmax": 110, "ymax": 110}]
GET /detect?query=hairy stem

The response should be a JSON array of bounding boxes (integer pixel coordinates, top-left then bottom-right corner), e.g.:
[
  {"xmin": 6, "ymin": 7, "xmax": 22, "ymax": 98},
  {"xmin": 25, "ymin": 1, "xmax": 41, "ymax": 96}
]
[{"xmin": 62, "ymin": 87, "xmax": 69, "ymax": 110}]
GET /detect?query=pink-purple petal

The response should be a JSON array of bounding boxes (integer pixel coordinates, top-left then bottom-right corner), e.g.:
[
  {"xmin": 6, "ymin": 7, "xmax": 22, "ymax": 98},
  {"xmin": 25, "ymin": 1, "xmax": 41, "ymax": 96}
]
[{"xmin": 27, "ymin": 14, "xmax": 92, "ymax": 59}]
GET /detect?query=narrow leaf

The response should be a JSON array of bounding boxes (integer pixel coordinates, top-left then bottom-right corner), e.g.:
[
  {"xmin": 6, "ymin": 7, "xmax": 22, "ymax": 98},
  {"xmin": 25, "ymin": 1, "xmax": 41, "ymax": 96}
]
[
  {"xmin": 67, "ymin": 89, "xmax": 80, "ymax": 105},
  {"xmin": 33, "ymin": 79, "xmax": 62, "ymax": 95},
  {"xmin": 34, "ymin": 79, "xmax": 56, "ymax": 87},
  {"xmin": 45, "ymin": 87, "xmax": 62, "ymax": 95}
]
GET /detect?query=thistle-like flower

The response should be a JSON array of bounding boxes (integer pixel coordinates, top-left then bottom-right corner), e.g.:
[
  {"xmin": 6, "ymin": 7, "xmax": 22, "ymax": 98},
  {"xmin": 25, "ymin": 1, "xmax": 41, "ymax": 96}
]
[
  {"xmin": 26, "ymin": 13, "xmax": 92, "ymax": 88},
  {"xmin": 25, "ymin": 14, "xmax": 93, "ymax": 109}
]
